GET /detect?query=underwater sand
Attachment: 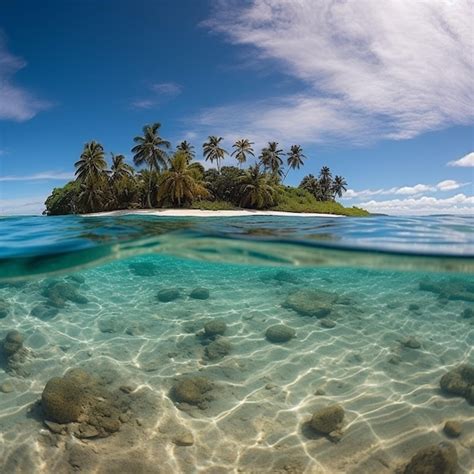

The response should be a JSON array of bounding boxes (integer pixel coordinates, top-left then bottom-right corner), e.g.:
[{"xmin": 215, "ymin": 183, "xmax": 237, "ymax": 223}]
[{"xmin": 0, "ymin": 252, "xmax": 473, "ymax": 473}]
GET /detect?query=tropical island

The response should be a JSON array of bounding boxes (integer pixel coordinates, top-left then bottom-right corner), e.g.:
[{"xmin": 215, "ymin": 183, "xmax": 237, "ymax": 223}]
[{"xmin": 44, "ymin": 122, "xmax": 369, "ymax": 217}]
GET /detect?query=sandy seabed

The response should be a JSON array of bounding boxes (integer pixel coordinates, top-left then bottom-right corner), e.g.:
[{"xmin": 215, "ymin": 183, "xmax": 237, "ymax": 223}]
[{"xmin": 0, "ymin": 255, "xmax": 473, "ymax": 473}]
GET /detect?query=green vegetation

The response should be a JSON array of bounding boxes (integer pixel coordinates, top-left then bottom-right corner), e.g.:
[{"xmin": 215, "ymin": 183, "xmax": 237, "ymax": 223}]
[
  {"xmin": 43, "ymin": 122, "xmax": 369, "ymax": 216},
  {"xmin": 272, "ymin": 187, "xmax": 370, "ymax": 216}
]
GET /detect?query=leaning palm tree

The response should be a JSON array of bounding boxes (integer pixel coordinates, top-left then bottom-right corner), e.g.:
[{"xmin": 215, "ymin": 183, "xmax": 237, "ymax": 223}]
[
  {"xmin": 157, "ymin": 151, "xmax": 210, "ymax": 207},
  {"xmin": 202, "ymin": 136, "xmax": 228, "ymax": 173},
  {"xmin": 74, "ymin": 141, "xmax": 108, "ymax": 183},
  {"xmin": 132, "ymin": 123, "xmax": 170, "ymax": 208},
  {"xmin": 331, "ymin": 175, "xmax": 348, "ymax": 199},
  {"xmin": 284, "ymin": 145, "xmax": 306, "ymax": 181},
  {"xmin": 176, "ymin": 140, "xmax": 195, "ymax": 162},
  {"xmin": 238, "ymin": 164, "xmax": 277, "ymax": 209},
  {"xmin": 259, "ymin": 142, "xmax": 284, "ymax": 178},
  {"xmin": 231, "ymin": 139, "xmax": 254, "ymax": 168}
]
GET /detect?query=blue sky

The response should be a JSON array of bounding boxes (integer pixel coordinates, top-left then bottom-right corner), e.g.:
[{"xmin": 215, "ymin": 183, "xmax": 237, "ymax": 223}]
[{"xmin": 0, "ymin": 0, "xmax": 473, "ymax": 215}]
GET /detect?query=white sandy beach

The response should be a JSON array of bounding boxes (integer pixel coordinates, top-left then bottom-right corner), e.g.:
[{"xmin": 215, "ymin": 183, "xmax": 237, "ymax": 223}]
[{"xmin": 83, "ymin": 209, "xmax": 345, "ymax": 218}]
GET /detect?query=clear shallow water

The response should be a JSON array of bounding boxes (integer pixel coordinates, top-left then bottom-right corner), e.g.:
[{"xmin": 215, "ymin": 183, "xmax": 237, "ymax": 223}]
[{"xmin": 0, "ymin": 215, "xmax": 473, "ymax": 473}]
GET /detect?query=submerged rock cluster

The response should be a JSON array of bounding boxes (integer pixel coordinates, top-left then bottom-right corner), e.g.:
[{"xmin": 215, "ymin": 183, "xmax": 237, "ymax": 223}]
[
  {"xmin": 419, "ymin": 278, "xmax": 474, "ymax": 302},
  {"xmin": 170, "ymin": 376, "xmax": 213, "ymax": 409},
  {"xmin": 283, "ymin": 289, "xmax": 337, "ymax": 318},
  {"xmin": 265, "ymin": 324, "xmax": 295, "ymax": 343},
  {"xmin": 309, "ymin": 404, "xmax": 345, "ymax": 436},
  {"xmin": 440, "ymin": 364, "xmax": 474, "ymax": 404},
  {"xmin": 402, "ymin": 442, "xmax": 457, "ymax": 474},
  {"xmin": 41, "ymin": 368, "xmax": 131, "ymax": 438},
  {"xmin": 1, "ymin": 330, "xmax": 28, "ymax": 376},
  {"xmin": 41, "ymin": 280, "xmax": 88, "ymax": 308}
]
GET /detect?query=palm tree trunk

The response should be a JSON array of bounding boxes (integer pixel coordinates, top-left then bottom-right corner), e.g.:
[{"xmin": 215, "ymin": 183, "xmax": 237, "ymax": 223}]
[
  {"xmin": 147, "ymin": 164, "xmax": 153, "ymax": 208},
  {"xmin": 282, "ymin": 168, "xmax": 290, "ymax": 183}
]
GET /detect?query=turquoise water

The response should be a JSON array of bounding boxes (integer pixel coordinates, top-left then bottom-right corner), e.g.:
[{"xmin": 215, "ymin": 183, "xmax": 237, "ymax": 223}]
[{"xmin": 0, "ymin": 215, "xmax": 472, "ymax": 473}]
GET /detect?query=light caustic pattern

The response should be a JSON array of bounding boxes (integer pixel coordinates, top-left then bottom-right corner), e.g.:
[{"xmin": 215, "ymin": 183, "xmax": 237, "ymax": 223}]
[{"xmin": 0, "ymin": 255, "xmax": 473, "ymax": 473}]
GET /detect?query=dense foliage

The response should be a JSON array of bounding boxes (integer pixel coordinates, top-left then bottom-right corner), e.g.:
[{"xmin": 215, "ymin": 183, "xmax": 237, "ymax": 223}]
[{"xmin": 44, "ymin": 122, "xmax": 366, "ymax": 216}]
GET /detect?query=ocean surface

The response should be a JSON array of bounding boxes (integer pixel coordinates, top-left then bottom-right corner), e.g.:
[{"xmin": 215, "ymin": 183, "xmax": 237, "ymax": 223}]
[{"xmin": 0, "ymin": 214, "xmax": 472, "ymax": 473}]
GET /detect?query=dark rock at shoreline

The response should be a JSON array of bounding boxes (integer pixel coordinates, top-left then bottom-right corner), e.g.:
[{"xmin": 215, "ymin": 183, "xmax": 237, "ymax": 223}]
[
  {"xmin": 157, "ymin": 288, "xmax": 180, "ymax": 302},
  {"xmin": 440, "ymin": 364, "xmax": 474, "ymax": 404},
  {"xmin": 309, "ymin": 404, "xmax": 344, "ymax": 434},
  {"xmin": 265, "ymin": 324, "xmax": 295, "ymax": 343},
  {"xmin": 402, "ymin": 442, "xmax": 457, "ymax": 474},
  {"xmin": 129, "ymin": 261, "xmax": 158, "ymax": 277},
  {"xmin": 204, "ymin": 337, "xmax": 231, "ymax": 360},
  {"xmin": 190, "ymin": 287, "xmax": 210, "ymax": 300},
  {"xmin": 204, "ymin": 320, "xmax": 227, "ymax": 338},
  {"xmin": 170, "ymin": 376, "xmax": 213, "ymax": 407},
  {"xmin": 283, "ymin": 289, "xmax": 337, "ymax": 318}
]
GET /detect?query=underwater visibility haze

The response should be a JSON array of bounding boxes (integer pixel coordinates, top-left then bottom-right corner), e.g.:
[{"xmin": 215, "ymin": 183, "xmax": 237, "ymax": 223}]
[{"xmin": 0, "ymin": 214, "xmax": 473, "ymax": 473}]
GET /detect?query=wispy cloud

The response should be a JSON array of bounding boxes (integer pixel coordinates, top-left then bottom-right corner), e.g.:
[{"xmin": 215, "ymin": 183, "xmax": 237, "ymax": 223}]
[
  {"xmin": 131, "ymin": 81, "xmax": 182, "ymax": 110},
  {"xmin": 201, "ymin": 0, "xmax": 474, "ymax": 145},
  {"xmin": 0, "ymin": 171, "xmax": 73, "ymax": 182},
  {"xmin": 0, "ymin": 33, "xmax": 51, "ymax": 121},
  {"xmin": 344, "ymin": 180, "xmax": 469, "ymax": 199},
  {"xmin": 448, "ymin": 152, "xmax": 474, "ymax": 168},
  {"xmin": 358, "ymin": 193, "xmax": 474, "ymax": 216}
]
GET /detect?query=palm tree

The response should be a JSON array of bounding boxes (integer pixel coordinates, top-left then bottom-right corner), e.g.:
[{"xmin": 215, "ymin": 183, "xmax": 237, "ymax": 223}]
[
  {"xmin": 176, "ymin": 140, "xmax": 195, "ymax": 162},
  {"xmin": 110, "ymin": 154, "xmax": 134, "ymax": 182},
  {"xmin": 299, "ymin": 174, "xmax": 319, "ymax": 196},
  {"xmin": 157, "ymin": 151, "xmax": 210, "ymax": 207},
  {"xmin": 260, "ymin": 142, "xmax": 284, "ymax": 178},
  {"xmin": 132, "ymin": 123, "xmax": 170, "ymax": 207},
  {"xmin": 203, "ymin": 136, "xmax": 228, "ymax": 173},
  {"xmin": 109, "ymin": 154, "xmax": 136, "ymax": 209},
  {"xmin": 238, "ymin": 164, "xmax": 277, "ymax": 209},
  {"xmin": 319, "ymin": 166, "xmax": 333, "ymax": 201},
  {"xmin": 74, "ymin": 141, "xmax": 108, "ymax": 183},
  {"xmin": 284, "ymin": 145, "xmax": 306, "ymax": 181},
  {"xmin": 331, "ymin": 175, "xmax": 348, "ymax": 199},
  {"xmin": 78, "ymin": 177, "xmax": 106, "ymax": 213},
  {"xmin": 231, "ymin": 139, "xmax": 254, "ymax": 168}
]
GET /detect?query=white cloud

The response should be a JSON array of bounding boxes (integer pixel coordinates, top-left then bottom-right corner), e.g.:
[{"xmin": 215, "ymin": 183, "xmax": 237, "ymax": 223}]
[
  {"xmin": 345, "ymin": 179, "xmax": 468, "ymax": 199},
  {"xmin": 0, "ymin": 196, "xmax": 46, "ymax": 215},
  {"xmin": 0, "ymin": 35, "xmax": 51, "ymax": 121},
  {"xmin": 0, "ymin": 171, "xmax": 73, "ymax": 182},
  {"xmin": 436, "ymin": 179, "xmax": 468, "ymax": 191},
  {"xmin": 202, "ymin": 0, "xmax": 474, "ymax": 144},
  {"xmin": 131, "ymin": 81, "xmax": 182, "ymax": 109},
  {"xmin": 394, "ymin": 184, "xmax": 435, "ymax": 195},
  {"xmin": 359, "ymin": 193, "xmax": 473, "ymax": 215},
  {"xmin": 448, "ymin": 152, "xmax": 474, "ymax": 167}
]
